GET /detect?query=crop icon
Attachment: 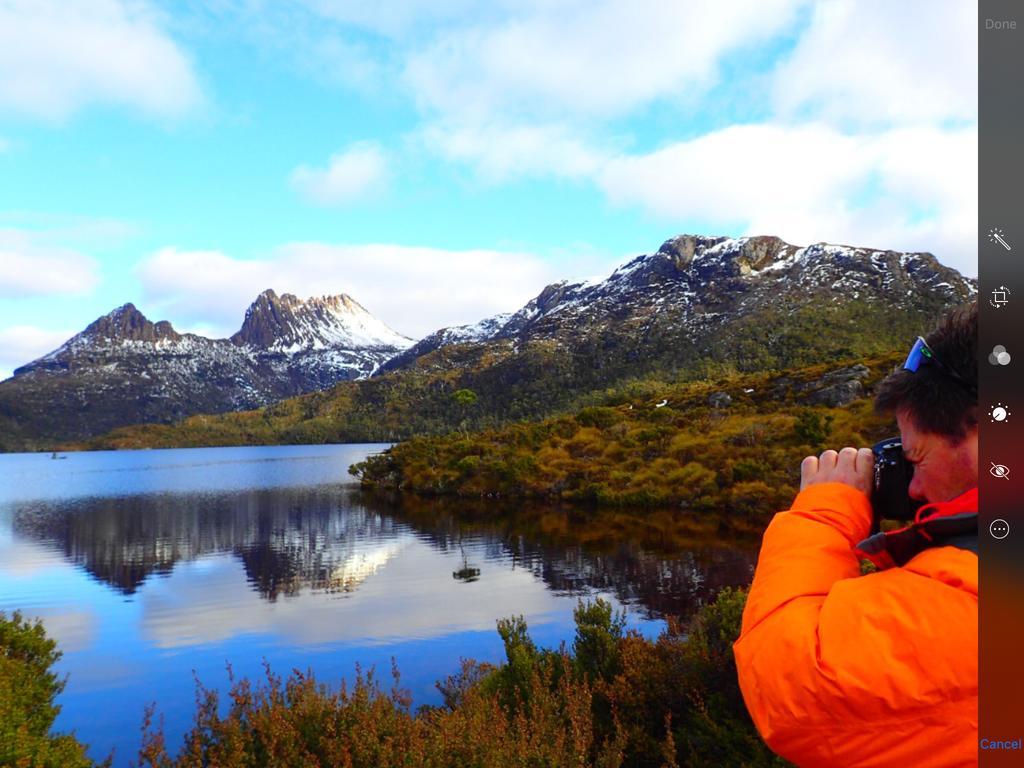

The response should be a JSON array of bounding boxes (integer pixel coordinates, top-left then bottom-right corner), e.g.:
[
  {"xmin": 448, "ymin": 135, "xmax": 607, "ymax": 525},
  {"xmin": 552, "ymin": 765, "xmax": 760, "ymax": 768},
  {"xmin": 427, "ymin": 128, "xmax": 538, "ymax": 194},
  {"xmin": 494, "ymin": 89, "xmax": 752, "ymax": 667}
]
[{"xmin": 990, "ymin": 285, "xmax": 1010, "ymax": 308}]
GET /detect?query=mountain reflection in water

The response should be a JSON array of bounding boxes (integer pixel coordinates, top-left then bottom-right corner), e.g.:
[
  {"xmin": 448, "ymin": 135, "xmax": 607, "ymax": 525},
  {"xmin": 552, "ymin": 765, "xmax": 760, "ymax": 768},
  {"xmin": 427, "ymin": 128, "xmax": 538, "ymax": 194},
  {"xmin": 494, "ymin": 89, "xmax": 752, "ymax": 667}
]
[
  {"xmin": 0, "ymin": 445, "xmax": 761, "ymax": 766},
  {"xmin": 10, "ymin": 485, "xmax": 755, "ymax": 620}
]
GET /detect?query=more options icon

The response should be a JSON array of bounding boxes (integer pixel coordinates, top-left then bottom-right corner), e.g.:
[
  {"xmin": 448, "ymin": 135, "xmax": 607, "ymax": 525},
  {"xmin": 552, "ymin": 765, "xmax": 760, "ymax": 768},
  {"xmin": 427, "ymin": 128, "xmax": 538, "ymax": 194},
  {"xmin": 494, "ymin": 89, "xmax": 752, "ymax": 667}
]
[{"xmin": 990, "ymin": 519, "xmax": 1010, "ymax": 540}]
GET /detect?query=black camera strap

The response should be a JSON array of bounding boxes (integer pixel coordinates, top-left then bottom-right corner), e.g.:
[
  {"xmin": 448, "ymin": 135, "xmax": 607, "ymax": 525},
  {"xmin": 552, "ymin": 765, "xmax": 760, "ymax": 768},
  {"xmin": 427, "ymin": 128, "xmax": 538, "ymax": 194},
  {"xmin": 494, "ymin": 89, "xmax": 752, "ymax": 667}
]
[{"xmin": 855, "ymin": 511, "xmax": 978, "ymax": 568}]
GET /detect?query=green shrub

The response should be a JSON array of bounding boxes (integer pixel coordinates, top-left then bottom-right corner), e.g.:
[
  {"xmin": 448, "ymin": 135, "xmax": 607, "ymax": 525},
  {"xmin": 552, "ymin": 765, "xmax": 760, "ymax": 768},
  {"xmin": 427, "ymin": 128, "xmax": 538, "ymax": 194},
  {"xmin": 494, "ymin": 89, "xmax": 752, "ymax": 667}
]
[
  {"xmin": 572, "ymin": 599, "xmax": 627, "ymax": 683},
  {"xmin": 0, "ymin": 611, "xmax": 100, "ymax": 768},
  {"xmin": 728, "ymin": 481, "xmax": 780, "ymax": 519},
  {"xmin": 676, "ymin": 589, "xmax": 789, "ymax": 767},
  {"xmin": 793, "ymin": 409, "xmax": 834, "ymax": 448},
  {"xmin": 577, "ymin": 406, "xmax": 622, "ymax": 429}
]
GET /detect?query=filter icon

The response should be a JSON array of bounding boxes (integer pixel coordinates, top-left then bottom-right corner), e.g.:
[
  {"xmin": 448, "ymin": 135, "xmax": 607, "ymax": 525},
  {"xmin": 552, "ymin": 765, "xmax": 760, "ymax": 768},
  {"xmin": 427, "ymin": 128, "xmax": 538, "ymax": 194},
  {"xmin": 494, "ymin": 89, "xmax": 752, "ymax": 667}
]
[{"xmin": 988, "ymin": 345, "xmax": 1012, "ymax": 366}]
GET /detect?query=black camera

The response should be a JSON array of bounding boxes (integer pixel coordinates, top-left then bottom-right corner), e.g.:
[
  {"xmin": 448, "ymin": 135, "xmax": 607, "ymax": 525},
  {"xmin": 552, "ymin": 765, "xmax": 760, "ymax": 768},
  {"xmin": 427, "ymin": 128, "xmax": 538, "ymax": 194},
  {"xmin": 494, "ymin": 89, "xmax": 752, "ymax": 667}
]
[{"xmin": 870, "ymin": 436, "xmax": 925, "ymax": 532}]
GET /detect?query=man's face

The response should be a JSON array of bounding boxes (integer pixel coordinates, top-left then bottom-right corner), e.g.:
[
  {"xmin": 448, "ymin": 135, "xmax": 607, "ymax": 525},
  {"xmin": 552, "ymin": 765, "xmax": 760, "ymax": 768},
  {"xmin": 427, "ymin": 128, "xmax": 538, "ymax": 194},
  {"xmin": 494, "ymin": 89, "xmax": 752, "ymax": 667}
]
[{"xmin": 897, "ymin": 411, "xmax": 978, "ymax": 503}]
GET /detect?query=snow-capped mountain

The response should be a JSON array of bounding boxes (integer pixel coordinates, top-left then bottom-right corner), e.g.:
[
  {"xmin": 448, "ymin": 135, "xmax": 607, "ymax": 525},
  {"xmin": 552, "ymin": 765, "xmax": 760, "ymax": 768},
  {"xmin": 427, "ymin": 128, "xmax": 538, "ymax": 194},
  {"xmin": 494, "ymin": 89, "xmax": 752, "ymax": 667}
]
[
  {"xmin": 231, "ymin": 290, "xmax": 411, "ymax": 351},
  {"xmin": 2, "ymin": 290, "xmax": 413, "ymax": 444},
  {"xmin": 0, "ymin": 234, "xmax": 976, "ymax": 451},
  {"xmin": 381, "ymin": 235, "xmax": 975, "ymax": 374}
]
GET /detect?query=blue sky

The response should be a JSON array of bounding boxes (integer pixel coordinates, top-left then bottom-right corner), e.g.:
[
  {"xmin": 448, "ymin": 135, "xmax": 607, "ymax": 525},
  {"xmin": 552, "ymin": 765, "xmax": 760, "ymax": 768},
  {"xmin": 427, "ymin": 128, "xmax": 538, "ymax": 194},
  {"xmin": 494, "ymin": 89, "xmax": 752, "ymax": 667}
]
[{"xmin": 0, "ymin": 0, "xmax": 978, "ymax": 379}]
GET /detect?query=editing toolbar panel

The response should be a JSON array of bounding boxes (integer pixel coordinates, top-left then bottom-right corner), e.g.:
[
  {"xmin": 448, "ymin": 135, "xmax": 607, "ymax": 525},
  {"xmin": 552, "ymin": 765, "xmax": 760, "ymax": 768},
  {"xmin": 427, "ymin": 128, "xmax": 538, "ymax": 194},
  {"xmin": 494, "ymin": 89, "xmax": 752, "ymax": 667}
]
[{"xmin": 980, "ymin": 1, "xmax": 1023, "ymax": 763}]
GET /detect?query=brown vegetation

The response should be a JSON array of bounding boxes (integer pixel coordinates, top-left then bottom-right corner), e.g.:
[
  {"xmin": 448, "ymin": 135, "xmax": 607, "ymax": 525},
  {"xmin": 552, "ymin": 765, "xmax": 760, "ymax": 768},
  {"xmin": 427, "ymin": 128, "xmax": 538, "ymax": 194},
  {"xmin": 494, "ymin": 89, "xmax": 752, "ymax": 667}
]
[
  {"xmin": 352, "ymin": 355, "xmax": 901, "ymax": 521},
  {"xmin": 134, "ymin": 591, "xmax": 789, "ymax": 768}
]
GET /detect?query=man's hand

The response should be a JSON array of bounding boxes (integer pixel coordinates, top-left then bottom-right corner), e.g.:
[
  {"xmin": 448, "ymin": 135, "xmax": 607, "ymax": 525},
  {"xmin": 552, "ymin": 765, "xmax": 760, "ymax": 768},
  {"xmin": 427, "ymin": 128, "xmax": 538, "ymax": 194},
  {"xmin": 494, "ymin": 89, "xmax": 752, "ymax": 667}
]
[{"xmin": 800, "ymin": 447, "xmax": 874, "ymax": 495}]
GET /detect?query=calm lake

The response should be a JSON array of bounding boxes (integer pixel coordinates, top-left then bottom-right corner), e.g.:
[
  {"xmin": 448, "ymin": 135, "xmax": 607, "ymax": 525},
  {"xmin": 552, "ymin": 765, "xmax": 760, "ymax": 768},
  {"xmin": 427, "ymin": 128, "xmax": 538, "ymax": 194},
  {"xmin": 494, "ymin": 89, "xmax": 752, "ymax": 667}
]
[{"xmin": 0, "ymin": 444, "xmax": 756, "ymax": 765}]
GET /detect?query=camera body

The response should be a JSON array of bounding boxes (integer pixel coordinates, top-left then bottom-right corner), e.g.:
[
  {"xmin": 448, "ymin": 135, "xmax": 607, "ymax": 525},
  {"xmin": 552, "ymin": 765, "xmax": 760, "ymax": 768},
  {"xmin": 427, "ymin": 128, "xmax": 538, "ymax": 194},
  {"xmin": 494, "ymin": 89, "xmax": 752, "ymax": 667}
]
[{"xmin": 870, "ymin": 436, "xmax": 925, "ymax": 531}]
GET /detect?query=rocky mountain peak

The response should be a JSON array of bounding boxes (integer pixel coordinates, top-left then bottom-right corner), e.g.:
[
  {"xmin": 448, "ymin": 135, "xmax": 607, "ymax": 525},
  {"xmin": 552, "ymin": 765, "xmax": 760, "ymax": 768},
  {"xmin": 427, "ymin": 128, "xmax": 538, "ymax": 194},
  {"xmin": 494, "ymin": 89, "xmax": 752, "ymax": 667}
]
[
  {"xmin": 381, "ymin": 233, "xmax": 976, "ymax": 377},
  {"xmin": 231, "ymin": 290, "xmax": 412, "ymax": 351},
  {"xmin": 82, "ymin": 303, "xmax": 181, "ymax": 344},
  {"xmin": 638, "ymin": 235, "xmax": 800, "ymax": 281},
  {"xmin": 654, "ymin": 234, "xmax": 727, "ymax": 268}
]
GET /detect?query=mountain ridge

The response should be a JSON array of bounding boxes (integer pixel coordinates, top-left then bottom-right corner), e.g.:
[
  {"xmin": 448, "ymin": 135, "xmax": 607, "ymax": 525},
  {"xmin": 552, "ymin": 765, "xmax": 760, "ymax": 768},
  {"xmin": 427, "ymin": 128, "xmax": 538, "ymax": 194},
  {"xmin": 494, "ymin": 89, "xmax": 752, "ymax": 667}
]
[
  {"xmin": 65, "ymin": 233, "xmax": 977, "ymax": 453},
  {"xmin": 381, "ymin": 234, "xmax": 974, "ymax": 375},
  {"xmin": 1, "ymin": 289, "xmax": 413, "ymax": 448}
]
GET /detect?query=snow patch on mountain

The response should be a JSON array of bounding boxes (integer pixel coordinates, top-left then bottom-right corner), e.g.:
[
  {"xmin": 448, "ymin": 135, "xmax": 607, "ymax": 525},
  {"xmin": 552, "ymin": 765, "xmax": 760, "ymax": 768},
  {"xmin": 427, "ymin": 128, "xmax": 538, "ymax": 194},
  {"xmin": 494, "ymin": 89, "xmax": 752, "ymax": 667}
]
[
  {"xmin": 379, "ymin": 234, "xmax": 976, "ymax": 375},
  {"xmin": 7, "ymin": 289, "xmax": 417, "ymax": 439},
  {"xmin": 231, "ymin": 290, "xmax": 413, "ymax": 352}
]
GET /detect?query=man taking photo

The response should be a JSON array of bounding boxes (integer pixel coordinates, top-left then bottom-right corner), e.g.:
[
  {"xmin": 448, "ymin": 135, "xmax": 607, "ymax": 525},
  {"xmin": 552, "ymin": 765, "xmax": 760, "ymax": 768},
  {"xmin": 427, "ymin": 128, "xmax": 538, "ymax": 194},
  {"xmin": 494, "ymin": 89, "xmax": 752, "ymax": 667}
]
[{"xmin": 734, "ymin": 303, "xmax": 978, "ymax": 767}]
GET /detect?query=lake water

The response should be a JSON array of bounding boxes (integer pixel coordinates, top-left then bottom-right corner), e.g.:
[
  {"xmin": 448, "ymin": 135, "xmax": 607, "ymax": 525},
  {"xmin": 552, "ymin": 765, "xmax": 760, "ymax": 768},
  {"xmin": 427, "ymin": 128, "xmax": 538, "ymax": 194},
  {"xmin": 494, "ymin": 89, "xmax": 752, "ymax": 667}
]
[{"xmin": 0, "ymin": 444, "xmax": 756, "ymax": 765}]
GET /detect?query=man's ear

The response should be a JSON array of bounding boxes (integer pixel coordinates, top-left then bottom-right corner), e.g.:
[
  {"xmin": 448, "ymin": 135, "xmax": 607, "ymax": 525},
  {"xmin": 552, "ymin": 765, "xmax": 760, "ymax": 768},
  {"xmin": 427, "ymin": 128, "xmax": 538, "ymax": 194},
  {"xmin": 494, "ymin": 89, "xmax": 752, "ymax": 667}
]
[
  {"xmin": 965, "ymin": 405, "xmax": 978, "ymax": 431},
  {"xmin": 958, "ymin": 424, "xmax": 979, "ymax": 472}
]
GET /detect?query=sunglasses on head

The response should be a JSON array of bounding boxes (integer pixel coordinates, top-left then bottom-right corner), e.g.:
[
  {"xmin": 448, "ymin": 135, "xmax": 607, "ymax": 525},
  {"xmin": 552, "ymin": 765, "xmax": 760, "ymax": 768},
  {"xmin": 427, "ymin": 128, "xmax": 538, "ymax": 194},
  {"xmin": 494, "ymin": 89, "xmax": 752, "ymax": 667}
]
[{"xmin": 903, "ymin": 336, "xmax": 976, "ymax": 396}]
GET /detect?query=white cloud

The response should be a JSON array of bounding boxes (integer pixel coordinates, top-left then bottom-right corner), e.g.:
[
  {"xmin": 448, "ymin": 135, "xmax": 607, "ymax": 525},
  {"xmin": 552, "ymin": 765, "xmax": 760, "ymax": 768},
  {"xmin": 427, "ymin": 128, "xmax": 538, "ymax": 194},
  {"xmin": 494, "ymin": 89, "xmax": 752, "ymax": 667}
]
[
  {"xmin": 135, "ymin": 241, "xmax": 569, "ymax": 339},
  {"xmin": 0, "ymin": 229, "xmax": 101, "ymax": 297},
  {"xmin": 0, "ymin": 537, "xmax": 70, "ymax": 577},
  {"xmin": 0, "ymin": 212, "xmax": 140, "ymax": 245},
  {"xmin": 771, "ymin": 0, "xmax": 977, "ymax": 127},
  {"xmin": 392, "ymin": 1, "xmax": 975, "ymax": 273},
  {"xmin": 204, "ymin": 3, "xmax": 393, "ymax": 93},
  {"xmin": 421, "ymin": 120, "xmax": 607, "ymax": 183},
  {"xmin": 0, "ymin": 325, "xmax": 74, "ymax": 380},
  {"xmin": 36, "ymin": 610, "xmax": 98, "ymax": 654},
  {"xmin": 404, "ymin": 0, "xmax": 804, "ymax": 121},
  {"xmin": 598, "ymin": 123, "xmax": 977, "ymax": 275},
  {"xmin": 290, "ymin": 142, "xmax": 390, "ymax": 206},
  {"xmin": 297, "ymin": 0, "xmax": 481, "ymax": 37},
  {"xmin": 0, "ymin": 0, "xmax": 203, "ymax": 120},
  {"xmin": 301, "ymin": 35, "xmax": 386, "ymax": 91}
]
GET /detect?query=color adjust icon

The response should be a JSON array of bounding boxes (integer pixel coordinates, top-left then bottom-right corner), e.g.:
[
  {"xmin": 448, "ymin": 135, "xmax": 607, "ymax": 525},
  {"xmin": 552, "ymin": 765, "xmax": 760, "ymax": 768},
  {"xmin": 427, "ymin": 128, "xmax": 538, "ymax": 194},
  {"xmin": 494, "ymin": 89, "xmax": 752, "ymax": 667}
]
[{"xmin": 990, "ymin": 462, "xmax": 1010, "ymax": 479}]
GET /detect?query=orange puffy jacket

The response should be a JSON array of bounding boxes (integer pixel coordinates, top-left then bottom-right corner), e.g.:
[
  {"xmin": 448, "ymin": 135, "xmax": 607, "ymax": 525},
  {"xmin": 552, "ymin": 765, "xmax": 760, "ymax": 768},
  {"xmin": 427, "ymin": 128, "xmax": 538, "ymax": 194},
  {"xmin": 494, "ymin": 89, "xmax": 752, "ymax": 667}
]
[{"xmin": 734, "ymin": 483, "xmax": 978, "ymax": 767}]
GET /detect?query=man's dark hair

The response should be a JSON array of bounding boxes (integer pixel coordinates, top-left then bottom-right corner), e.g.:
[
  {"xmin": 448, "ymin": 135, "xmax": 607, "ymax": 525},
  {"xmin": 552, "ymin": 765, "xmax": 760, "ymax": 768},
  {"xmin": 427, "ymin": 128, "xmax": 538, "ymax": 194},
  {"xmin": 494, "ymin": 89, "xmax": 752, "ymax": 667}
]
[{"xmin": 875, "ymin": 302, "xmax": 978, "ymax": 441}]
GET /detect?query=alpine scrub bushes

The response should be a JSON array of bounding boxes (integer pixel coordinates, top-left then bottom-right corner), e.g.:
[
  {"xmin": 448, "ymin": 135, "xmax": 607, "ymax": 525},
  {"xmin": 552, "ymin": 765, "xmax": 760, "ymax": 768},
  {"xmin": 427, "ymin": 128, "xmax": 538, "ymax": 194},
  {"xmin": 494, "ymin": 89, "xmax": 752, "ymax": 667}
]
[
  {"xmin": 2, "ymin": 576, "xmax": 791, "ymax": 767},
  {"xmin": 135, "ymin": 591, "xmax": 789, "ymax": 768},
  {"xmin": 352, "ymin": 355, "xmax": 902, "ymax": 521}
]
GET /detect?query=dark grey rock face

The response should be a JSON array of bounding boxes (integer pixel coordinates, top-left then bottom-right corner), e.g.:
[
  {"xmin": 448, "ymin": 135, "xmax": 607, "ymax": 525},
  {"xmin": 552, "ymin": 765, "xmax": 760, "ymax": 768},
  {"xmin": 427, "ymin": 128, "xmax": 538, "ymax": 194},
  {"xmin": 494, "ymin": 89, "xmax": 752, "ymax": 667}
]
[
  {"xmin": 1, "ymin": 292, "xmax": 413, "ymax": 445},
  {"xmin": 805, "ymin": 380, "xmax": 865, "ymax": 407},
  {"xmin": 709, "ymin": 392, "xmax": 733, "ymax": 408},
  {"xmin": 803, "ymin": 364, "xmax": 871, "ymax": 407}
]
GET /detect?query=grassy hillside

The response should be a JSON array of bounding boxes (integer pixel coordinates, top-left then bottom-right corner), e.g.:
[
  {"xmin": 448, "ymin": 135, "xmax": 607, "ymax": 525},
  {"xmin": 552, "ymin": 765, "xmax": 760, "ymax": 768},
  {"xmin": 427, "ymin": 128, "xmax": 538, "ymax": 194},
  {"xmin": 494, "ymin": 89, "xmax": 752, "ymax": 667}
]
[{"xmin": 72, "ymin": 303, "xmax": 918, "ymax": 454}]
